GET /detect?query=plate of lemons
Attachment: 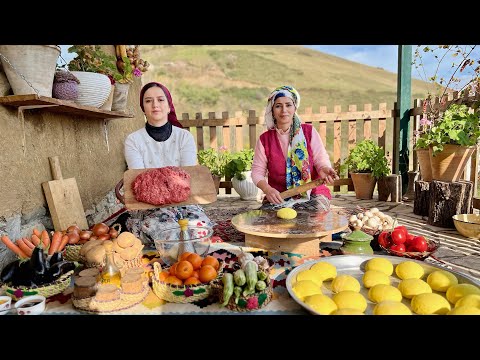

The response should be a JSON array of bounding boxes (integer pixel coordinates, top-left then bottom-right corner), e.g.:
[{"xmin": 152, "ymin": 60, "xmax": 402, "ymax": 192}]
[{"xmin": 286, "ymin": 254, "xmax": 480, "ymax": 315}]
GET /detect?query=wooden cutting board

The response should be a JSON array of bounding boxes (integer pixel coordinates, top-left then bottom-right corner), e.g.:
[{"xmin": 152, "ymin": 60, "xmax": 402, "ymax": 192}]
[
  {"xmin": 123, "ymin": 165, "xmax": 217, "ymax": 210},
  {"xmin": 42, "ymin": 156, "xmax": 88, "ymax": 231}
]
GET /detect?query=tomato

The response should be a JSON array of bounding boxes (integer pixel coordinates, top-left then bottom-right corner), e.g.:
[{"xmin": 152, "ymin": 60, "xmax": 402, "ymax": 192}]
[
  {"xmin": 410, "ymin": 236, "xmax": 428, "ymax": 252},
  {"xmin": 391, "ymin": 228, "xmax": 406, "ymax": 245},
  {"xmin": 405, "ymin": 233, "xmax": 415, "ymax": 247},
  {"xmin": 390, "ymin": 243, "xmax": 406, "ymax": 252},
  {"xmin": 394, "ymin": 225, "xmax": 408, "ymax": 238},
  {"xmin": 378, "ymin": 231, "xmax": 391, "ymax": 248}
]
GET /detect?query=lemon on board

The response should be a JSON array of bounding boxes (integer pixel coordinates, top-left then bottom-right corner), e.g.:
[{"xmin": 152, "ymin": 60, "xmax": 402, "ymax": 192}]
[
  {"xmin": 448, "ymin": 306, "xmax": 480, "ymax": 315},
  {"xmin": 455, "ymin": 294, "xmax": 480, "ymax": 309},
  {"xmin": 395, "ymin": 261, "xmax": 425, "ymax": 280},
  {"xmin": 331, "ymin": 274, "xmax": 361, "ymax": 293},
  {"xmin": 373, "ymin": 301, "xmax": 412, "ymax": 315},
  {"xmin": 332, "ymin": 291, "xmax": 368, "ymax": 312},
  {"xmin": 446, "ymin": 284, "xmax": 480, "ymax": 305},
  {"xmin": 410, "ymin": 293, "xmax": 451, "ymax": 315},
  {"xmin": 398, "ymin": 278, "xmax": 432, "ymax": 299},
  {"xmin": 310, "ymin": 262, "xmax": 337, "ymax": 281},
  {"xmin": 368, "ymin": 284, "xmax": 403, "ymax": 303},
  {"xmin": 304, "ymin": 294, "xmax": 338, "ymax": 315},
  {"xmin": 362, "ymin": 270, "xmax": 391, "ymax": 289},
  {"xmin": 296, "ymin": 269, "xmax": 323, "ymax": 287},
  {"xmin": 332, "ymin": 308, "xmax": 365, "ymax": 315},
  {"xmin": 277, "ymin": 208, "xmax": 297, "ymax": 219},
  {"xmin": 365, "ymin": 258, "xmax": 394, "ymax": 276},
  {"xmin": 426, "ymin": 270, "xmax": 458, "ymax": 292},
  {"xmin": 292, "ymin": 280, "xmax": 322, "ymax": 301}
]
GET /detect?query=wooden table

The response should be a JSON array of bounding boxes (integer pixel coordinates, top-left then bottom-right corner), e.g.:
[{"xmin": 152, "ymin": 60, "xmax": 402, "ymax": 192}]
[{"xmin": 231, "ymin": 209, "xmax": 349, "ymax": 256}]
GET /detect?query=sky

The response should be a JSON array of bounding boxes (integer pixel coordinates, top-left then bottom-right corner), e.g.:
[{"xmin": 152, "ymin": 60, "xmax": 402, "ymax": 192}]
[{"xmin": 60, "ymin": 45, "xmax": 479, "ymax": 90}]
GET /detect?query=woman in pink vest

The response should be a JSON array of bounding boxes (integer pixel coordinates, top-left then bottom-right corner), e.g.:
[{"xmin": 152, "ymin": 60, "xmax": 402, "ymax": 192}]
[{"xmin": 251, "ymin": 85, "xmax": 338, "ymax": 211}]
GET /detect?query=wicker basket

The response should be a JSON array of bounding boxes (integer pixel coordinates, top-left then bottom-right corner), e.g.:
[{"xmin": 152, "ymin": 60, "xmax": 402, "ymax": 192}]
[
  {"xmin": 151, "ymin": 261, "xmax": 223, "ymax": 303},
  {"xmin": 380, "ymin": 238, "xmax": 440, "ymax": 260},
  {"xmin": 210, "ymin": 277, "xmax": 273, "ymax": 312},
  {"xmin": 2, "ymin": 271, "xmax": 73, "ymax": 301},
  {"xmin": 72, "ymin": 283, "xmax": 149, "ymax": 313},
  {"xmin": 80, "ymin": 252, "xmax": 143, "ymax": 276},
  {"xmin": 64, "ymin": 244, "xmax": 82, "ymax": 262}
]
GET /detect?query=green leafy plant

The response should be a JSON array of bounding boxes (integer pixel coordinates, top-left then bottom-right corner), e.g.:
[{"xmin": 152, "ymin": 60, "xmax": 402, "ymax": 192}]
[
  {"xmin": 343, "ymin": 139, "xmax": 391, "ymax": 179},
  {"xmin": 197, "ymin": 147, "xmax": 233, "ymax": 177},
  {"xmin": 67, "ymin": 45, "xmax": 118, "ymax": 78},
  {"xmin": 225, "ymin": 148, "xmax": 254, "ymax": 180}
]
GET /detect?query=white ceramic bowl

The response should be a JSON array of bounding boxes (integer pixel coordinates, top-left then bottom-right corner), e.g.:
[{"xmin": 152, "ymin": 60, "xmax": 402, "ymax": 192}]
[
  {"xmin": 14, "ymin": 295, "xmax": 46, "ymax": 315},
  {"xmin": 0, "ymin": 296, "xmax": 12, "ymax": 314}
]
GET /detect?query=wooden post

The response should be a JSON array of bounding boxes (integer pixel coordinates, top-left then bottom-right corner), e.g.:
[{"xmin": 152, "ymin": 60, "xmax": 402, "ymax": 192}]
[{"xmin": 413, "ymin": 180, "xmax": 430, "ymax": 216}]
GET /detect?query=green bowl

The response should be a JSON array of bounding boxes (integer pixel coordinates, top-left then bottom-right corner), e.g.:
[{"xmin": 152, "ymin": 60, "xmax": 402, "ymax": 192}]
[{"xmin": 452, "ymin": 214, "xmax": 480, "ymax": 239}]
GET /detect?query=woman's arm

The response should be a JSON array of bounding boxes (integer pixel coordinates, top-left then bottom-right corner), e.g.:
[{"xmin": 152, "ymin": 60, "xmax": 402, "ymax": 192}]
[
  {"xmin": 124, "ymin": 133, "xmax": 145, "ymax": 169},
  {"xmin": 179, "ymin": 130, "xmax": 197, "ymax": 166}
]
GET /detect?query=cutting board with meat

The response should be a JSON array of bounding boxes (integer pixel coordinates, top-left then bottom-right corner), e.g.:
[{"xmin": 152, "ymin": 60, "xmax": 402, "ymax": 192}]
[{"xmin": 123, "ymin": 165, "xmax": 217, "ymax": 210}]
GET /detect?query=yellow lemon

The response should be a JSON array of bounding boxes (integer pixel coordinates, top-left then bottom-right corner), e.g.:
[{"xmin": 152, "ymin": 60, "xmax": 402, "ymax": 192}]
[
  {"xmin": 310, "ymin": 262, "xmax": 337, "ymax": 281},
  {"xmin": 373, "ymin": 301, "xmax": 412, "ymax": 315},
  {"xmin": 296, "ymin": 269, "xmax": 323, "ymax": 287},
  {"xmin": 368, "ymin": 284, "xmax": 403, "ymax": 303},
  {"xmin": 304, "ymin": 294, "xmax": 338, "ymax": 315},
  {"xmin": 292, "ymin": 280, "xmax": 322, "ymax": 301},
  {"xmin": 395, "ymin": 261, "xmax": 425, "ymax": 280},
  {"xmin": 398, "ymin": 278, "xmax": 432, "ymax": 299},
  {"xmin": 277, "ymin": 208, "xmax": 297, "ymax": 219},
  {"xmin": 426, "ymin": 270, "xmax": 458, "ymax": 292},
  {"xmin": 331, "ymin": 274, "xmax": 361, "ymax": 293},
  {"xmin": 448, "ymin": 306, "xmax": 480, "ymax": 315},
  {"xmin": 332, "ymin": 308, "xmax": 365, "ymax": 315},
  {"xmin": 410, "ymin": 293, "xmax": 451, "ymax": 315},
  {"xmin": 365, "ymin": 258, "xmax": 394, "ymax": 276},
  {"xmin": 446, "ymin": 284, "xmax": 480, "ymax": 305},
  {"xmin": 362, "ymin": 270, "xmax": 391, "ymax": 289},
  {"xmin": 332, "ymin": 291, "xmax": 367, "ymax": 312},
  {"xmin": 455, "ymin": 294, "xmax": 480, "ymax": 309}
]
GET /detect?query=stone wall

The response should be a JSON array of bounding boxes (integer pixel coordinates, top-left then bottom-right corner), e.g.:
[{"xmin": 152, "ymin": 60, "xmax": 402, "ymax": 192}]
[{"xmin": 0, "ymin": 45, "xmax": 145, "ymax": 271}]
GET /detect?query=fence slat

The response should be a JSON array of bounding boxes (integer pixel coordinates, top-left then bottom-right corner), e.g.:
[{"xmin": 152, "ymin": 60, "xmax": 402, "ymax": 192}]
[
  {"xmin": 248, "ymin": 110, "xmax": 257, "ymax": 149},
  {"xmin": 363, "ymin": 104, "xmax": 372, "ymax": 140},
  {"xmin": 378, "ymin": 103, "xmax": 387, "ymax": 151},
  {"xmin": 319, "ymin": 106, "xmax": 327, "ymax": 146},
  {"xmin": 333, "ymin": 105, "xmax": 342, "ymax": 192}
]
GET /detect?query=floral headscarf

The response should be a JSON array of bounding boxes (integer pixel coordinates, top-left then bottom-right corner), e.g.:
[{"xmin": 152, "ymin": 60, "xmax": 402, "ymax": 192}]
[
  {"xmin": 139, "ymin": 82, "xmax": 183, "ymax": 128},
  {"xmin": 265, "ymin": 85, "xmax": 312, "ymax": 198}
]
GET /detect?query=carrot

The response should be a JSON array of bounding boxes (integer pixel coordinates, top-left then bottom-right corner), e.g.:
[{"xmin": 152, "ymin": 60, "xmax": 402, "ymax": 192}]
[
  {"xmin": 41, "ymin": 230, "xmax": 50, "ymax": 250},
  {"xmin": 30, "ymin": 234, "xmax": 42, "ymax": 247},
  {"xmin": 1, "ymin": 235, "xmax": 28, "ymax": 259},
  {"xmin": 48, "ymin": 231, "xmax": 63, "ymax": 255},
  {"xmin": 22, "ymin": 237, "xmax": 35, "ymax": 249},
  {"xmin": 33, "ymin": 228, "xmax": 41, "ymax": 238},
  {"xmin": 16, "ymin": 239, "xmax": 33, "ymax": 257},
  {"xmin": 57, "ymin": 234, "xmax": 70, "ymax": 252}
]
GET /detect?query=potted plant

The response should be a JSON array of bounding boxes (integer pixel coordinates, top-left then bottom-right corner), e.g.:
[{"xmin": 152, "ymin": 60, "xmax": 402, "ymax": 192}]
[
  {"xmin": 343, "ymin": 139, "xmax": 391, "ymax": 200},
  {"xmin": 225, "ymin": 149, "xmax": 258, "ymax": 200},
  {"xmin": 197, "ymin": 146, "xmax": 233, "ymax": 193}
]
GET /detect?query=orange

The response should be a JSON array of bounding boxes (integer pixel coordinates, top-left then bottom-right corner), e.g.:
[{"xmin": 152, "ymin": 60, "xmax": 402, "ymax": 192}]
[
  {"xmin": 198, "ymin": 265, "xmax": 217, "ymax": 283},
  {"xmin": 201, "ymin": 255, "xmax": 220, "ymax": 271},
  {"xmin": 179, "ymin": 252, "xmax": 193, "ymax": 261},
  {"xmin": 165, "ymin": 275, "xmax": 183, "ymax": 286},
  {"xmin": 186, "ymin": 253, "xmax": 203, "ymax": 270},
  {"xmin": 191, "ymin": 270, "xmax": 199, "ymax": 279},
  {"xmin": 169, "ymin": 263, "xmax": 178, "ymax": 276},
  {"xmin": 184, "ymin": 277, "xmax": 201, "ymax": 286},
  {"xmin": 175, "ymin": 260, "xmax": 194, "ymax": 280},
  {"xmin": 158, "ymin": 271, "xmax": 170, "ymax": 282}
]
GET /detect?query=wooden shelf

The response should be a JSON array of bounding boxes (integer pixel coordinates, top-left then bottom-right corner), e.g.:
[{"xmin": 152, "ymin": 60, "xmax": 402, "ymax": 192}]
[{"xmin": 0, "ymin": 94, "xmax": 134, "ymax": 119}]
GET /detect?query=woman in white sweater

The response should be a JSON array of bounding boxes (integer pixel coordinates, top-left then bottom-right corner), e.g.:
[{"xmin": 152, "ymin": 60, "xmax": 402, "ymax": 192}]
[{"xmin": 123, "ymin": 82, "xmax": 213, "ymax": 245}]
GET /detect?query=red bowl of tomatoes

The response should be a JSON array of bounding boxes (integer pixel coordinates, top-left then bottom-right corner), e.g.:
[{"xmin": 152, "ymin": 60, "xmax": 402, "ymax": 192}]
[{"xmin": 377, "ymin": 226, "xmax": 440, "ymax": 260}]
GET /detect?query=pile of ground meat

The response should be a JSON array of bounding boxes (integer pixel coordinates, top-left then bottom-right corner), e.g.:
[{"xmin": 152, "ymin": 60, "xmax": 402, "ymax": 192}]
[{"xmin": 132, "ymin": 166, "xmax": 191, "ymax": 205}]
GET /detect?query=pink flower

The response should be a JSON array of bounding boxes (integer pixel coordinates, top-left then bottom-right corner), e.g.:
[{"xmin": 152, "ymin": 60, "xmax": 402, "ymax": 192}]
[
  {"xmin": 13, "ymin": 289, "xmax": 24, "ymax": 299},
  {"xmin": 184, "ymin": 288, "xmax": 194, "ymax": 297},
  {"xmin": 133, "ymin": 68, "xmax": 142, "ymax": 77},
  {"xmin": 419, "ymin": 117, "xmax": 431, "ymax": 126},
  {"xmin": 246, "ymin": 297, "xmax": 258, "ymax": 309}
]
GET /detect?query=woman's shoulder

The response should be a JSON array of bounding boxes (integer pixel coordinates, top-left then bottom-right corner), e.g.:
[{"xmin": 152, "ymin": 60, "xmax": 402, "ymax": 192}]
[
  {"xmin": 172, "ymin": 125, "xmax": 194, "ymax": 139},
  {"xmin": 127, "ymin": 127, "xmax": 147, "ymax": 139}
]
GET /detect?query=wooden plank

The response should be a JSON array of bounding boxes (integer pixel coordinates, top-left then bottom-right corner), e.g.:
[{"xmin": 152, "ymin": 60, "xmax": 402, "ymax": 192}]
[
  {"xmin": 0, "ymin": 94, "xmax": 134, "ymax": 119},
  {"xmin": 333, "ymin": 105, "xmax": 341, "ymax": 192},
  {"xmin": 378, "ymin": 103, "xmax": 387, "ymax": 151},
  {"xmin": 363, "ymin": 104, "xmax": 372, "ymax": 140},
  {"xmin": 249, "ymin": 110, "xmax": 257, "ymax": 149},
  {"xmin": 209, "ymin": 125, "xmax": 217, "ymax": 149},
  {"xmin": 233, "ymin": 111, "xmax": 242, "ymax": 152},
  {"xmin": 319, "ymin": 106, "xmax": 327, "ymax": 146},
  {"xmin": 347, "ymin": 105, "xmax": 357, "ymax": 192},
  {"xmin": 123, "ymin": 165, "xmax": 217, "ymax": 210}
]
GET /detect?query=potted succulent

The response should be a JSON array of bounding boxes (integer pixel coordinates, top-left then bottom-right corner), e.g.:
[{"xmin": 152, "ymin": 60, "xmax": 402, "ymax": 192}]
[
  {"xmin": 225, "ymin": 149, "xmax": 258, "ymax": 200},
  {"xmin": 197, "ymin": 146, "xmax": 233, "ymax": 193},
  {"xmin": 343, "ymin": 139, "xmax": 391, "ymax": 200}
]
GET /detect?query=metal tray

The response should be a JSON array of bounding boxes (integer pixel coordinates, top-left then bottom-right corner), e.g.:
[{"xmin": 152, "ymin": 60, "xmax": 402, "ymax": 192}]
[{"xmin": 286, "ymin": 254, "xmax": 480, "ymax": 315}]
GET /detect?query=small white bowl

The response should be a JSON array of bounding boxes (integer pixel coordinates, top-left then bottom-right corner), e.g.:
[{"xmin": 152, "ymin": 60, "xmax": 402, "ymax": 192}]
[
  {"xmin": 14, "ymin": 295, "xmax": 46, "ymax": 315},
  {"xmin": 0, "ymin": 295, "xmax": 12, "ymax": 312}
]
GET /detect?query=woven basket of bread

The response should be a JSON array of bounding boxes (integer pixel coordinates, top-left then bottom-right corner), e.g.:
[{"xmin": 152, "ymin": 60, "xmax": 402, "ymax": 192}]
[
  {"xmin": 2, "ymin": 270, "xmax": 74, "ymax": 301},
  {"xmin": 151, "ymin": 261, "xmax": 223, "ymax": 303}
]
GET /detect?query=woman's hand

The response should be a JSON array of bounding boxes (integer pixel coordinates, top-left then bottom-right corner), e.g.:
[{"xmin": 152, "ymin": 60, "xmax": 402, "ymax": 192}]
[
  {"xmin": 264, "ymin": 185, "xmax": 284, "ymax": 204},
  {"xmin": 318, "ymin": 166, "xmax": 339, "ymax": 185}
]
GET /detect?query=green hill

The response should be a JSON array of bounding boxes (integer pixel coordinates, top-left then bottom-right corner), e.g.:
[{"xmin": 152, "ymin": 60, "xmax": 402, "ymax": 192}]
[{"xmin": 141, "ymin": 45, "xmax": 431, "ymax": 115}]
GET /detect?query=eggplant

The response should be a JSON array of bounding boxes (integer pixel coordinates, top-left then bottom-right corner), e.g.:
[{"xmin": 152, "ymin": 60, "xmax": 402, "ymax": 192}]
[
  {"xmin": 1, "ymin": 260, "xmax": 20, "ymax": 283},
  {"xmin": 45, "ymin": 260, "xmax": 76, "ymax": 282},
  {"xmin": 49, "ymin": 252, "xmax": 64, "ymax": 267},
  {"xmin": 30, "ymin": 246, "xmax": 47, "ymax": 275},
  {"xmin": 11, "ymin": 260, "xmax": 36, "ymax": 287}
]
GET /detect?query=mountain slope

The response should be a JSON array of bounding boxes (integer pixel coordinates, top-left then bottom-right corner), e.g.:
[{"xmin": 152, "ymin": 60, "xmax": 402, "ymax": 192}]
[{"xmin": 141, "ymin": 45, "xmax": 431, "ymax": 115}]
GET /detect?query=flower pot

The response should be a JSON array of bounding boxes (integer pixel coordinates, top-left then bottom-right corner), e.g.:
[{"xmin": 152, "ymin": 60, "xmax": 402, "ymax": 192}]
[
  {"xmin": 429, "ymin": 144, "xmax": 476, "ymax": 182},
  {"xmin": 377, "ymin": 175, "xmax": 402, "ymax": 202},
  {"xmin": 70, "ymin": 71, "xmax": 113, "ymax": 108},
  {"xmin": 350, "ymin": 172, "xmax": 377, "ymax": 200},
  {"xmin": 212, "ymin": 174, "xmax": 221, "ymax": 194},
  {"xmin": 100, "ymin": 85, "xmax": 115, "ymax": 111},
  {"xmin": 415, "ymin": 148, "xmax": 432, "ymax": 182},
  {"xmin": 111, "ymin": 82, "xmax": 130, "ymax": 112},
  {"xmin": 231, "ymin": 171, "xmax": 259, "ymax": 200}
]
